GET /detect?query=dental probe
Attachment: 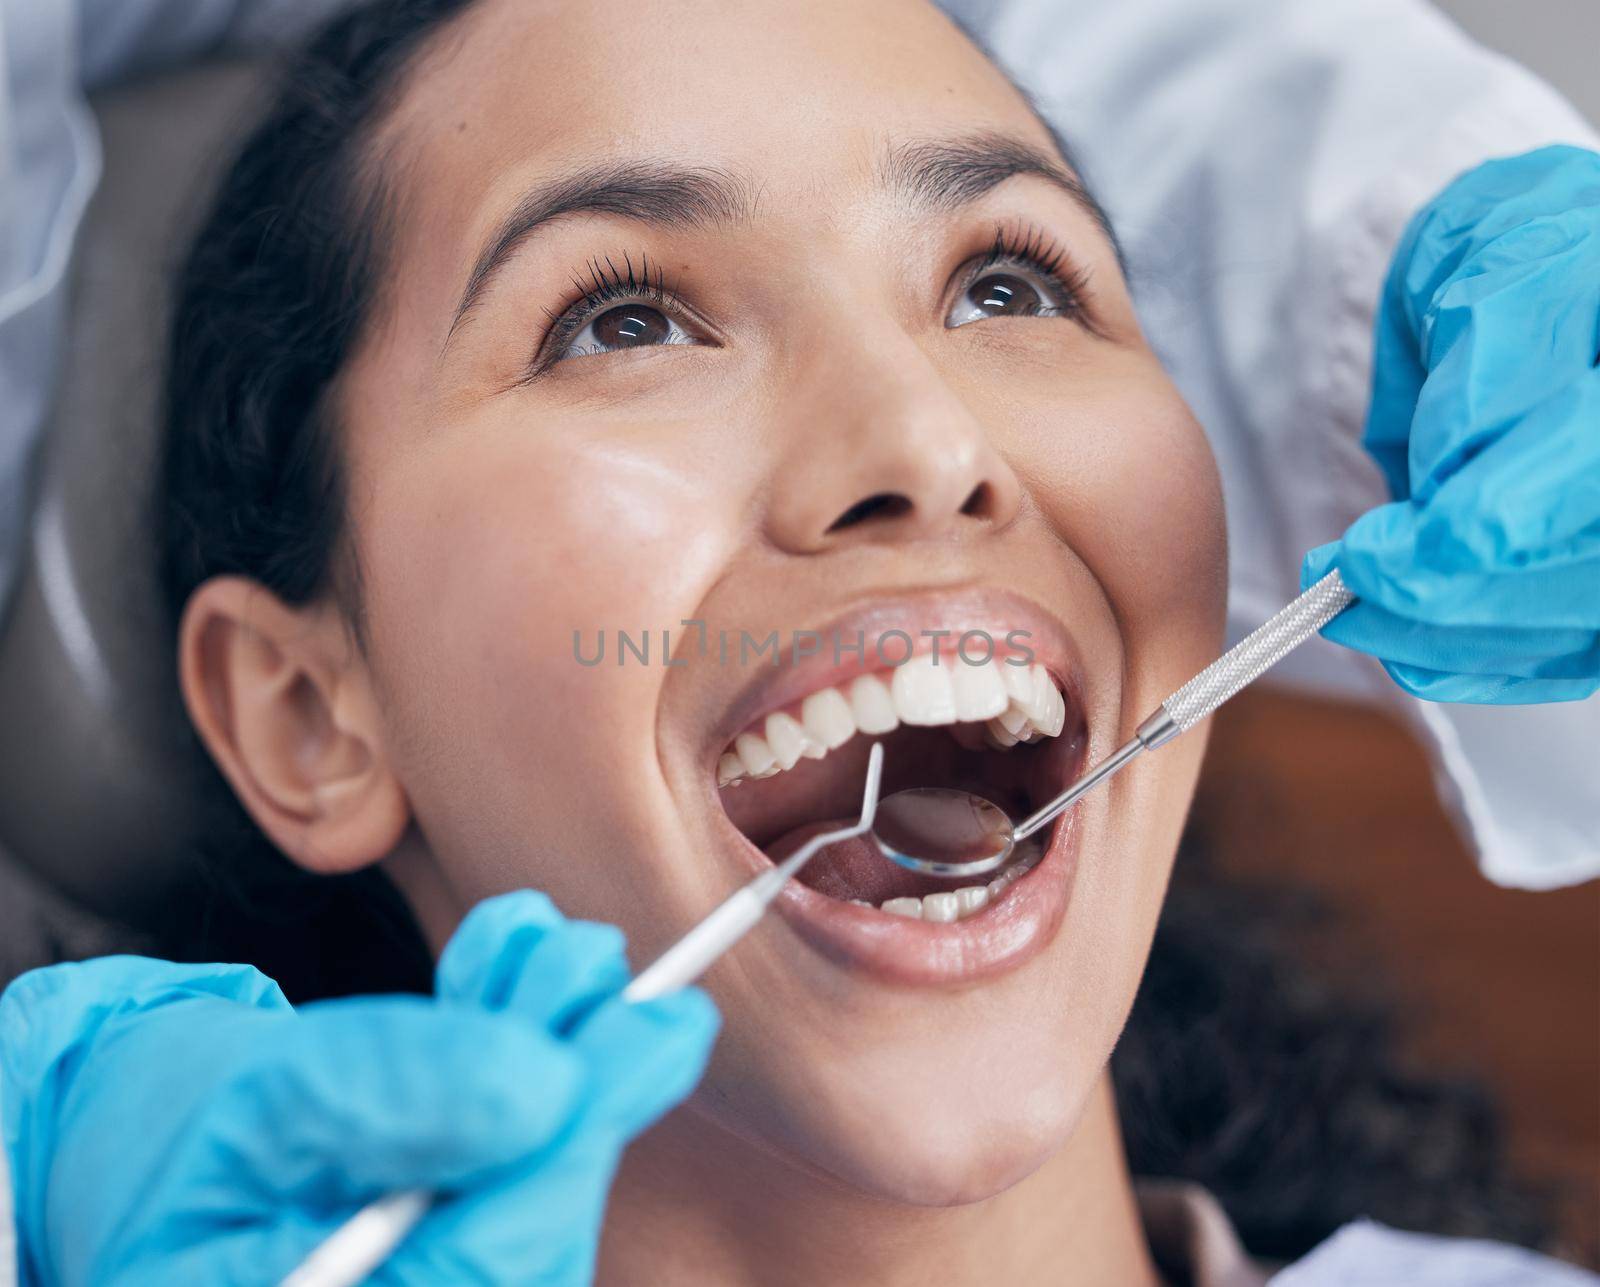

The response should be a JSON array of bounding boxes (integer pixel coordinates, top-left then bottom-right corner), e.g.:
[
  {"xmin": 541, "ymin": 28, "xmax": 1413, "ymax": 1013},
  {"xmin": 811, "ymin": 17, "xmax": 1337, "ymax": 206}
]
[
  {"xmin": 872, "ymin": 570, "xmax": 1356, "ymax": 875},
  {"xmin": 280, "ymin": 744, "xmax": 886, "ymax": 1287}
]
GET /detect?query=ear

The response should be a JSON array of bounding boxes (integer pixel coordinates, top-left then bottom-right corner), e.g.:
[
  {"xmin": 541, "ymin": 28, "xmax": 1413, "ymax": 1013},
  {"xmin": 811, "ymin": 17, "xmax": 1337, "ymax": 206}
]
[{"xmin": 178, "ymin": 577, "xmax": 409, "ymax": 876}]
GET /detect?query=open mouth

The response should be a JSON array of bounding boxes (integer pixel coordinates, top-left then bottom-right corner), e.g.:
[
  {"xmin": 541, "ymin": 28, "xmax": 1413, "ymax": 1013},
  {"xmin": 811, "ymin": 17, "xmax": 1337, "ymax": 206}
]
[{"xmin": 716, "ymin": 646, "xmax": 1087, "ymax": 922}]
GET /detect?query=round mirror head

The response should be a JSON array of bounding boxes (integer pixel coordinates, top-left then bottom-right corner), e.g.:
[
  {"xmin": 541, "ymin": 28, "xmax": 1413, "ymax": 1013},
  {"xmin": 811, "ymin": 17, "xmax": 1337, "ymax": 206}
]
[{"xmin": 871, "ymin": 787, "xmax": 1016, "ymax": 877}]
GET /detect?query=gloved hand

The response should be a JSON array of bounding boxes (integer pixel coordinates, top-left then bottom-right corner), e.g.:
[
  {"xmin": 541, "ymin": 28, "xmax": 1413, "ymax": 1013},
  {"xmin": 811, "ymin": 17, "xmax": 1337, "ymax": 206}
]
[
  {"xmin": 0, "ymin": 891, "xmax": 718, "ymax": 1286},
  {"xmin": 1302, "ymin": 144, "xmax": 1600, "ymax": 703}
]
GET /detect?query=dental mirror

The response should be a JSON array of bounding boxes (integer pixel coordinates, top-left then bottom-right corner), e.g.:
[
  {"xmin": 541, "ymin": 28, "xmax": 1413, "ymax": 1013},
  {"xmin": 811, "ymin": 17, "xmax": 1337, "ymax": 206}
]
[
  {"xmin": 872, "ymin": 570, "xmax": 1357, "ymax": 879},
  {"xmin": 870, "ymin": 732, "xmax": 1136, "ymax": 879},
  {"xmin": 871, "ymin": 725, "xmax": 1151, "ymax": 878},
  {"xmin": 871, "ymin": 787, "xmax": 1015, "ymax": 876}
]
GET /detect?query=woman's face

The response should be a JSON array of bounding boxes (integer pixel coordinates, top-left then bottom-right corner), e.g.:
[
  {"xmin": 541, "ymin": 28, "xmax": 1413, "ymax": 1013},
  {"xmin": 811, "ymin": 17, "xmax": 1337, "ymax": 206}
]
[{"xmin": 333, "ymin": 0, "xmax": 1224, "ymax": 1203}]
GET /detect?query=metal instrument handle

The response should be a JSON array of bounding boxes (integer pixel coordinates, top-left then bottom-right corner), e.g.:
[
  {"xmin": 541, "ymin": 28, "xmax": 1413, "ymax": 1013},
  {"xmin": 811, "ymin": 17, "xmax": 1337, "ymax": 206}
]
[
  {"xmin": 1012, "ymin": 571, "xmax": 1353, "ymax": 840},
  {"xmin": 1141, "ymin": 569, "xmax": 1354, "ymax": 750}
]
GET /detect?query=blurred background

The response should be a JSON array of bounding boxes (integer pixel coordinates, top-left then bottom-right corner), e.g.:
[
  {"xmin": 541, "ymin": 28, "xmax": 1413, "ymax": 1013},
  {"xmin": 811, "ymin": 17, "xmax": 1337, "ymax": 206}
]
[
  {"xmin": 1432, "ymin": 0, "xmax": 1600, "ymax": 121},
  {"xmin": 0, "ymin": 0, "xmax": 1595, "ymax": 1264}
]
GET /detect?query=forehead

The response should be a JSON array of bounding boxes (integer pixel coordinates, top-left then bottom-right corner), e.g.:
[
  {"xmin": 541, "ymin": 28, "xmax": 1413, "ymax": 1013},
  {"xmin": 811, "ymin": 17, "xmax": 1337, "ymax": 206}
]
[{"xmin": 373, "ymin": 0, "xmax": 1056, "ymax": 289}]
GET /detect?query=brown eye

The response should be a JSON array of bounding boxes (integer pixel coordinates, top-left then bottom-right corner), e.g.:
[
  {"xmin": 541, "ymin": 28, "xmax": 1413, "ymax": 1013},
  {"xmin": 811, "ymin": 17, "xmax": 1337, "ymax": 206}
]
[
  {"xmin": 946, "ymin": 261, "xmax": 1070, "ymax": 329},
  {"xmin": 966, "ymin": 273, "xmax": 1042, "ymax": 317},
  {"xmin": 593, "ymin": 305, "xmax": 671, "ymax": 348},
  {"xmin": 557, "ymin": 297, "xmax": 698, "ymax": 363}
]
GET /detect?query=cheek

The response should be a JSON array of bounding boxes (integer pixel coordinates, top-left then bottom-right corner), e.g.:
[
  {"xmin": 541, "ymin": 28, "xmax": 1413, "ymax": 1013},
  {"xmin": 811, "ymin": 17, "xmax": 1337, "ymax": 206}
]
[
  {"xmin": 1008, "ymin": 365, "xmax": 1227, "ymax": 684},
  {"xmin": 1001, "ymin": 363, "xmax": 1225, "ymax": 1052},
  {"xmin": 348, "ymin": 420, "xmax": 736, "ymax": 900}
]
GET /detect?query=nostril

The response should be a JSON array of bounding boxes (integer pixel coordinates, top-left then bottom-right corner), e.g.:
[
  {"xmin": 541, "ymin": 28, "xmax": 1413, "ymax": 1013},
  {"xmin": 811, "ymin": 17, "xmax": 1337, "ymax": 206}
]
[
  {"xmin": 959, "ymin": 483, "xmax": 990, "ymax": 518},
  {"xmin": 827, "ymin": 493, "xmax": 913, "ymax": 533}
]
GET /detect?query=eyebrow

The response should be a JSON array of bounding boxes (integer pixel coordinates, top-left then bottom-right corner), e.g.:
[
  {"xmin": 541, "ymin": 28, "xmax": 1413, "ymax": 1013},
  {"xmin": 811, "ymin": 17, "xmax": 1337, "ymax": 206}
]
[
  {"xmin": 882, "ymin": 131, "xmax": 1120, "ymax": 255},
  {"xmin": 445, "ymin": 163, "xmax": 756, "ymax": 343},
  {"xmin": 444, "ymin": 131, "xmax": 1120, "ymax": 347}
]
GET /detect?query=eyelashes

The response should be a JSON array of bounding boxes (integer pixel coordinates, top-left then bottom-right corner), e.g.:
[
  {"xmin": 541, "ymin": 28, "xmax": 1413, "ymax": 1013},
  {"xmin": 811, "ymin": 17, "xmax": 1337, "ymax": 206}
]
[
  {"xmin": 529, "ymin": 251, "xmax": 690, "ymax": 373},
  {"xmin": 526, "ymin": 221, "xmax": 1096, "ymax": 377},
  {"xmin": 967, "ymin": 224, "xmax": 1092, "ymax": 312}
]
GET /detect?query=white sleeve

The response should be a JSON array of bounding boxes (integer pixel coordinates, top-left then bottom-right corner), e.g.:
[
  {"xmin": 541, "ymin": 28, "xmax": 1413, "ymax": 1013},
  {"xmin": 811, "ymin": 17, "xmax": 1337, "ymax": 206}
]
[
  {"xmin": 944, "ymin": 0, "xmax": 1600, "ymax": 888},
  {"xmin": 0, "ymin": 1076, "xmax": 15, "ymax": 1287},
  {"xmin": 1272, "ymin": 1218, "xmax": 1600, "ymax": 1285}
]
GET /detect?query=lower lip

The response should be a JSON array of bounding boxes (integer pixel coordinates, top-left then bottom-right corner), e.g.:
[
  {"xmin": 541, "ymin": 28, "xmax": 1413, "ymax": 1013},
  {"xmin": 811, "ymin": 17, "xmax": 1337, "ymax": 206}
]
[{"xmin": 720, "ymin": 769, "xmax": 1084, "ymax": 987}]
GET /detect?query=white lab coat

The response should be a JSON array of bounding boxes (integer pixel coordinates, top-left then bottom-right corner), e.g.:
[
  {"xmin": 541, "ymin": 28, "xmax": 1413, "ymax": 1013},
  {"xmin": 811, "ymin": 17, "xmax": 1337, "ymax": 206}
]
[{"xmin": 2, "ymin": 0, "xmax": 1599, "ymax": 1275}]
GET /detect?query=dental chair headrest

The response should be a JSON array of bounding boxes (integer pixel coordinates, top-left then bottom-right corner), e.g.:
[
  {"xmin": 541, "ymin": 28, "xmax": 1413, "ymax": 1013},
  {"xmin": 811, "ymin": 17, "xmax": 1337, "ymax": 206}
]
[{"xmin": 0, "ymin": 62, "xmax": 267, "ymax": 924}]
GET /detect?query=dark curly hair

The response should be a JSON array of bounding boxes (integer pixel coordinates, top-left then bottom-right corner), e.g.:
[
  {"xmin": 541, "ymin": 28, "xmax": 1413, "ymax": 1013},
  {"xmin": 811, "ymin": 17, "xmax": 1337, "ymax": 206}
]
[
  {"xmin": 1113, "ymin": 837, "xmax": 1555, "ymax": 1261},
  {"xmin": 148, "ymin": 0, "xmax": 1559, "ymax": 1264}
]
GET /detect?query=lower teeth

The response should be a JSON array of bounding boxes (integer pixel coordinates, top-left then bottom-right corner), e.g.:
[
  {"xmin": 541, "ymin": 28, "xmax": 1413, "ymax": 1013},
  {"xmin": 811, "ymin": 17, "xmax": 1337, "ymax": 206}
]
[{"xmin": 853, "ymin": 839, "xmax": 1045, "ymax": 920}]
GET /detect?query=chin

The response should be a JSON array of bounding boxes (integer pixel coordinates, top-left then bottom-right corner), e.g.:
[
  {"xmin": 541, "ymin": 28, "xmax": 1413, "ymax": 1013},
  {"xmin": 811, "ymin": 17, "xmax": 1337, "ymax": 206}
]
[
  {"xmin": 698, "ymin": 994, "xmax": 1099, "ymax": 1209},
  {"xmin": 784, "ymin": 1070, "xmax": 1090, "ymax": 1208}
]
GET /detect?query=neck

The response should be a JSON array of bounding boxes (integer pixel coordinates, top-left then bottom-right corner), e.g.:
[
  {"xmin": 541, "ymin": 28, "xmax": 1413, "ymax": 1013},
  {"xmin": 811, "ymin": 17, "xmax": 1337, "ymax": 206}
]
[{"xmin": 599, "ymin": 1073, "xmax": 1159, "ymax": 1287}]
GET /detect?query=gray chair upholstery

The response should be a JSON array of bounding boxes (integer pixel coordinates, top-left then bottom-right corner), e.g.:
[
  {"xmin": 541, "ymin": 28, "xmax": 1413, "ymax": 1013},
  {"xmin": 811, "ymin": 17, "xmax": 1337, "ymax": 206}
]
[{"xmin": 0, "ymin": 61, "xmax": 266, "ymax": 925}]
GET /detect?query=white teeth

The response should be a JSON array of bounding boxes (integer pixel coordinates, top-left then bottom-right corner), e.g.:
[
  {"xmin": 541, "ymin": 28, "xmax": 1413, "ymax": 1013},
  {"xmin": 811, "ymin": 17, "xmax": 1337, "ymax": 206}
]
[
  {"xmin": 1001, "ymin": 659, "xmax": 1035, "ymax": 707},
  {"xmin": 950, "ymin": 656, "xmax": 1009, "ymax": 721},
  {"xmin": 955, "ymin": 885, "xmax": 990, "ymax": 916},
  {"xmin": 1041, "ymin": 682, "xmax": 1066, "ymax": 738},
  {"xmin": 890, "ymin": 652, "xmax": 957, "ymax": 726},
  {"xmin": 1031, "ymin": 666, "xmax": 1068, "ymax": 737},
  {"xmin": 861, "ymin": 852, "xmax": 1042, "ymax": 920},
  {"xmin": 982, "ymin": 838, "xmax": 1046, "ymax": 903},
  {"xmin": 997, "ymin": 704, "xmax": 1032, "ymax": 737},
  {"xmin": 801, "ymin": 687, "xmax": 856, "ymax": 750},
  {"xmin": 984, "ymin": 718, "xmax": 1020, "ymax": 749},
  {"xmin": 764, "ymin": 712, "xmax": 818, "ymax": 770},
  {"xmin": 982, "ymin": 665, "xmax": 1061, "ymax": 750},
  {"xmin": 828, "ymin": 839, "xmax": 1049, "ymax": 922},
  {"xmin": 734, "ymin": 731, "xmax": 777, "ymax": 778},
  {"xmin": 847, "ymin": 673, "xmax": 900, "ymax": 735},
  {"xmin": 718, "ymin": 656, "xmax": 1067, "ymax": 786},
  {"xmin": 1013, "ymin": 664, "xmax": 1051, "ymax": 723}
]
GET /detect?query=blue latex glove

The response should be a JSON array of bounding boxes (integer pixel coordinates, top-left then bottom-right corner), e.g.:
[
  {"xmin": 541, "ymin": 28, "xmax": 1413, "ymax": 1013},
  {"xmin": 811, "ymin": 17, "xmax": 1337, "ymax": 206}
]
[
  {"xmin": 1302, "ymin": 145, "xmax": 1600, "ymax": 703},
  {"xmin": 0, "ymin": 891, "xmax": 718, "ymax": 1286}
]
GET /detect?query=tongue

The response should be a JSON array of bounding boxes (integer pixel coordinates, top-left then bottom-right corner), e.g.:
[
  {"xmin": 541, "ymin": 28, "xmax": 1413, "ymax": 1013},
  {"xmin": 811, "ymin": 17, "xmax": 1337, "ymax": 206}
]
[{"xmin": 766, "ymin": 819, "xmax": 950, "ymax": 903}]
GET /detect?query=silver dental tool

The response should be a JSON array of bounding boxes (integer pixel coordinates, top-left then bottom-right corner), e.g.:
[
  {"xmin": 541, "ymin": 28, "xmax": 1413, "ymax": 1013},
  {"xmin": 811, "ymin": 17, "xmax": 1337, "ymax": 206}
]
[
  {"xmin": 281, "ymin": 743, "xmax": 886, "ymax": 1287},
  {"xmin": 871, "ymin": 570, "xmax": 1355, "ymax": 878}
]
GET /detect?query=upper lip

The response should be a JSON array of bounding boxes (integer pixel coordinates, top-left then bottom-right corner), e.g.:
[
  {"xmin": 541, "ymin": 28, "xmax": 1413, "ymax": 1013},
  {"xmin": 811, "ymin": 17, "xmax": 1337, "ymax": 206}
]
[{"xmin": 704, "ymin": 583, "xmax": 1090, "ymax": 771}]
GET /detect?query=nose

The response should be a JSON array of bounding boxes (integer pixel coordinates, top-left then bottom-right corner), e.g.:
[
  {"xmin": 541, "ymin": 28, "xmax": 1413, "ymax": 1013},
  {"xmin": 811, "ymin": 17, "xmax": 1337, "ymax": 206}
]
[{"xmin": 766, "ymin": 332, "xmax": 1024, "ymax": 555}]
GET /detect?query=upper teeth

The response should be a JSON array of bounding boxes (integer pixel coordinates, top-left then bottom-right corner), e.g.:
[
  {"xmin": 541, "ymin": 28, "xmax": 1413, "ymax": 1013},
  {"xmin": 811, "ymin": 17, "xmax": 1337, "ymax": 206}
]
[{"xmin": 718, "ymin": 654, "xmax": 1066, "ymax": 786}]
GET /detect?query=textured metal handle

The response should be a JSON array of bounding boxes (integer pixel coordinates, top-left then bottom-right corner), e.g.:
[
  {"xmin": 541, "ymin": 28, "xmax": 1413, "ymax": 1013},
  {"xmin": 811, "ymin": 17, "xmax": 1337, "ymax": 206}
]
[{"xmin": 1160, "ymin": 570, "xmax": 1354, "ymax": 734}]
